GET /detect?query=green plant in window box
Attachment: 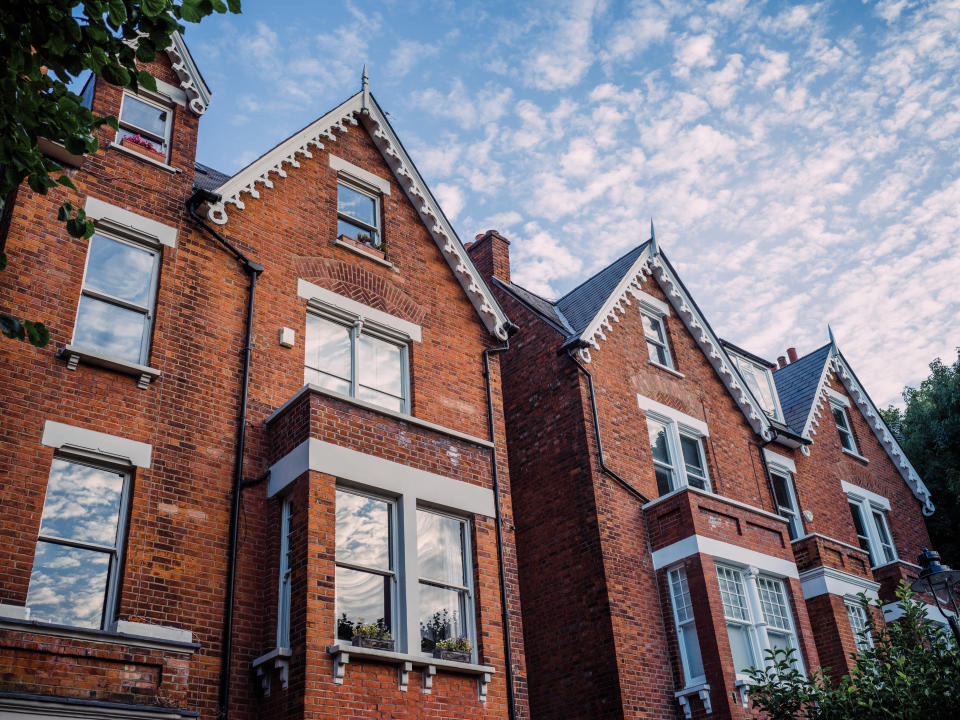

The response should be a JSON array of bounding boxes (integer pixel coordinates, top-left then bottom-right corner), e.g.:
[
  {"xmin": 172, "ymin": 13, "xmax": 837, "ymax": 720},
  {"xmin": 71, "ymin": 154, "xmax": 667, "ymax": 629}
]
[
  {"xmin": 433, "ymin": 635, "xmax": 472, "ymax": 663},
  {"xmin": 349, "ymin": 617, "xmax": 394, "ymax": 651}
]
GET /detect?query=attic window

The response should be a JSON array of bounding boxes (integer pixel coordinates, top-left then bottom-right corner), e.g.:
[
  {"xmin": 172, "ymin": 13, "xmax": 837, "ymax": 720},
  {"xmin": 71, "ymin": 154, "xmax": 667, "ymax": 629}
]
[
  {"xmin": 337, "ymin": 180, "xmax": 381, "ymax": 249},
  {"xmin": 116, "ymin": 93, "xmax": 172, "ymax": 163},
  {"xmin": 729, "ymin": 353, "xmax": 781, "ymax": 420}
]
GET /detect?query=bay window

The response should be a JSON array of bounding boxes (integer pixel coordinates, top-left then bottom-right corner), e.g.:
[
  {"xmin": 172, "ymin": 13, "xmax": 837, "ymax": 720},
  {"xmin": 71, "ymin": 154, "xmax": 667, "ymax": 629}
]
[
  {"xmin": 845, "ymin": 600, "xmax": 873, "ymax": 652},
  {"xmin": 668, "ymin": 566, "xmax": 705, "ymax": 686}
]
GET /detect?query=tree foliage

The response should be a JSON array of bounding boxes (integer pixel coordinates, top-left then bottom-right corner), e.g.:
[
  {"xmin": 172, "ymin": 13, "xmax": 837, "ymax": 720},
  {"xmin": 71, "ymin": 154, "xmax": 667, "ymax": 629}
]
[
  {"xmin": 880, "ymin": 350, "xmax": 960, "ymax": 566},
  {"xmin": 0, "ymin": 0, "xmax": 240, "ymax": 347},
  {"xmin": 746, "ymin": 583, "xmax": 958, "ymax": 720}
]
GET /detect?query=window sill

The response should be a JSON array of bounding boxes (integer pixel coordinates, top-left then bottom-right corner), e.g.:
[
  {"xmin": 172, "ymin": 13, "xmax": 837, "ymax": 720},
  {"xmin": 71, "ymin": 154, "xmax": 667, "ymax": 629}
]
[
  {"xmin": 334, "ymin": 236, "xmax": 393, "ymax": 268},
  {"xmin": 674, "ymin": 682, "xmax": 711, "ymax": 718},
  {"xmin": 648, "ymin": 360, "xmax": 685, "ymax": 378},
  {"xmin": 38, "ymin": 137, "xmax": 85, "ymax": 168},
  {"xmin": 61, "ymin": 344, "xmax": 161, "ymax": 389},
  {"xmin": 328, "ymin": 642, "xmax": 493, "ymax": 699},
  {"xmin": 252, "ymin": 647, "xmax": 291, "ymax": 696},
  {"xmin": 841, "ymin": 448, "xmax": 870, "ymax": 464},
  {"xmin": 109, "ymin": 141, "xmax": 181, "ymax": 173},
  {"xmin": 0, "ymin": 613, "xmax": 198, "ymax": 655}
]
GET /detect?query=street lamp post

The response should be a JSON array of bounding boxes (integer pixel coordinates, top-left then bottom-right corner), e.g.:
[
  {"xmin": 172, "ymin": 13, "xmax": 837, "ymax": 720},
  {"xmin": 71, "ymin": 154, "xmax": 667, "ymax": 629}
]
[{"xmin": 909, "ymin": 548, "xmax": 960, "ymax": 645}]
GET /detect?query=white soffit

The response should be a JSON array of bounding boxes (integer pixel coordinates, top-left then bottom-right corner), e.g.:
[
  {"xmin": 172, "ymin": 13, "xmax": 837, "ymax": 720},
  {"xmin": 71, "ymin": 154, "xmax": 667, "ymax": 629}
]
[
  {"xmin": 799, "ymin": 566, "xmax": 880, "ymax": 600},
  {"xmin": 297, "ymin": 279, "xmax": 421, "ymax": 341},
  {"xmin": 41, "ymin": 420, "xmax": 152, "ymax": 468},
  {"xmin": 207, "ymin": 88, "xmax": 509, "ymax": 341}
]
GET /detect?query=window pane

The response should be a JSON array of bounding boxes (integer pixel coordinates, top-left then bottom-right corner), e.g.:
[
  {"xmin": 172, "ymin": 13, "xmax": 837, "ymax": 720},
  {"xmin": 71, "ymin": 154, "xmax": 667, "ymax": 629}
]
[
  {"xmin": 727, "ymin": 622, "xmax": 756, "ymax": 673},
  {"xmin": 74, "ymin": 295, "xmax": 147, "ymax": 362},
  {"xmin": 335, "ymin": 566, "xmax": 391, "ymax": 638},
  {"xmin": 679, "ymin": 625, "xmax": 704, "ymax": 679},
  {"xmin": 646, "ymin": 340, "xmax": 668, "ymax": 366},
  {"xmin": 655, "ymin": 467, "xmax": 674, "ymax": 496},
  {"xmin": 120, "ymin": 96, "xmax": 168, "ymax": 137},
  {"xmin": 26, "ymin": 542, "xmax": 110, "ymax": 629},
  {"xmin": 849, "ymin": 502, "xmax": 872, "ymax": 556},
  {"xmin": 740, "ymin": 362, "xmax": 775, "ymax": 416},
  {"xmin": 872, "ymin": 511, "xmax": 896, "ymax": 562},
  {"xmin": 641, "ymin": 313, "xmax": 665, "ymax": 343},
  {"xmin": 680, "ymin": 434, "xmax": 707, "ymax": 488},
  {"xmin": 305, "ymin": 315, "xmax": 351, "ymax": 383},
  {"xmin": 305, "ymin": 367, "xmax": 351, "ymax": 396},
  {"xmin": 417, "ymin": 511, "xmax": 465, "ymax": 586},
  {"xmin": 766, "ymin": 630, "xmax": 796, "ymax": 665},
  {"xmin": 356, "ymin": 386, "xmax": 404, "ymax": 412},
  {"xmin": 717, "ymin": 566, "xmax": 751, "ymax": 621},
  {"xmin": 84, "ymin": 235, "xmax": 155, "ymax": 306},
  {"xmin": 647, "ymin": 419, "xmax": 671, "ymax": 465},
  {"xmin": 419, "ymin": 583, "xmax": 468, "ymax": 652},
  {"xmin": 847, "ymin": 602, "xmax": 872, "ymax": 651},
  {"xmin": 338, "ymin": 218, "xmax": 378, "ymax": 245},
  {"xmin": 770, "ymin": 473, "xmax": 794, "ymax": 512},
  {"xmin": 669, "ymin": 569, "xmax": 694, "ymax": 623},
  {"xmin": 335, "ymin": 490, "xmax": 391, "ymax": 570},
  {"xmin": 39, "ymin": 459, "xmax": 124, "ymax": 546},
  {"xmin": 756, "ymin": 577, "xmax": 792, "ymax": 631},
  {"xmin": 833, "ymin": 407, "xmax": 847, "ymax": 429},
  {"xmin": 357, "ymin": 334, "xmax": 403, "ymax": 397},
  {"xmin": 337, "ymin": 184, "xmax": 377, "ymax": 226}
]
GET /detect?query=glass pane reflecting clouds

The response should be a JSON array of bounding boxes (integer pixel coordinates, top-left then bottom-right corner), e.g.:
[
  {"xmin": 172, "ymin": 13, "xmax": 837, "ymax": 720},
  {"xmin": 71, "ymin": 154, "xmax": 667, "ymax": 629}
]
[
  {"xmin": 337, "ymin": 184, "xmax": 376, "ymax": 226},
  {"xmin": 680, "ymin": 626, "xmax": 704, "ymax": 678},
  {"xmin": 26, "ymin": 542, "xmax": 109, "ymax": 629},
  {"xmin": 304, "ymin": 368, "xmax": 351, "ymax": 396},
  {"xmin": 647, "ymin": 419, "xmax": 670, "ymax": 464},
  {"xmin": 121, "ymin": 96, "xmax": 168, "ymax": 137},
  {"xmin": 356, "ymin": 386, "xmax": 403, "ymax": 412},
  {"xmin": 335, "ymin": 566, "xmax": 390, "ymax": 632},
  {"xmin": 74, "ymin": 295, "xmax": 146, "ymax": 362},
  {"xmin": 358, "ymin": 335, "xmax": 402, "ymax": 396},
  {"xmin": 40, "ymin": 459, "xmax": 124, "ymax": 546},
  {"xmin": 84, "ymin": 235, "xmax": 155, "ymax": 306},
  {"xmin": 417, "ymin": 511, "xmax": 464, "ymax": 586},
  {"xmin": 335, "ymin": 490, "xmax": 391, "ymax": 570},
  {"xmin": 727, "ymin": 623, "xmax": 755, "ymax": 672},
  {"xmin": 337, "ymin": 218, "xmax": 376, "ymax": 245},
  {"xmin": 419, "ymin": 583, "xmax": 467, "ymax": 650},
  {"xmin": 305, "ymin": 315, "xmax": 351, "ymax": 381}
]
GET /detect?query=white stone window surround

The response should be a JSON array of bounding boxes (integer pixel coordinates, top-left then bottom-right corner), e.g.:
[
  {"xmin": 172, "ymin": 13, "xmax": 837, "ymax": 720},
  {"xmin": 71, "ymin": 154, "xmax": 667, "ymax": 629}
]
[
  {"xmin": 297, "ymin": 279, "xmax": 421, "ymax": 342},
  {"xmin": 84, "ymin": 197, "xmax": 178, "ymax": 248},
  {"xmin": 842, "ymin": 482, "xmax": 897, "ymax": 568},
  {"xmin": 638, "ymin": 395, "xmax": 709, "ymax": 437},
  {"xmin": 640, "ymin": 394, "xmax": 711, "ymax": 494},
  {"xmin": 114, "ymin": 90, "xmax": 175, "ymax": 164},
  {"xmin": 41, "ymin": 420, "xmax": 152, "ymax": 468},
  {"xmin": 329, "ymin": 153, "xmax": 392, "ymax": 196},
  {"xmin": 798, "ymin": 565, "xmax": 880, "ymax": 601},
  {"xmin": 268, "ymin": 438, "xmax": 494, "ymax": 664}
]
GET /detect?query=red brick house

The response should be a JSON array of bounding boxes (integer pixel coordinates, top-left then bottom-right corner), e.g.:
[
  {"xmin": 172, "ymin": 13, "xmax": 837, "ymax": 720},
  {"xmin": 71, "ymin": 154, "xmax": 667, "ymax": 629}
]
[
  {"xmin": 0, "ymin": 42, "xmax": 528, "ymax": 720},
  {"xmin": 469, "ymin": 230, "xmax": 937, "ymax": 719}
]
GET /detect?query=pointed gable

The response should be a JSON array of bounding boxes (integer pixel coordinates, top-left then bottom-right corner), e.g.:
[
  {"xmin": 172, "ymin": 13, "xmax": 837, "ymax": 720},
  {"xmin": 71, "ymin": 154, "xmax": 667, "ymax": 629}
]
[
  {"xmin": 773, "ymin": 344, "xmax": 832, "ymax": 436},
  {"xmin": 201, "ymin": 84, "xmax": 510, "ymax": 340},
  {"xmin": 555, "ymin": 244, "xmax": 648, "ymax": 335}
]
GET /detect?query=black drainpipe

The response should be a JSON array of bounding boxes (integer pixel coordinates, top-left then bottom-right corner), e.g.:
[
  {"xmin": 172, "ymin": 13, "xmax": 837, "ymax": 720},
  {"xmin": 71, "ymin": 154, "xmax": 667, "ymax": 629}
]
[
  {"xmin": 482, "ymin": 320, "xmax": 519, "ymax": 720},
  {"xmin": 566, "ymin": 343, "xmax": 650, "ymax": 504},
  {"xmin": 186, "ymin": 189, "xmax": 264, "ymax": 720}
]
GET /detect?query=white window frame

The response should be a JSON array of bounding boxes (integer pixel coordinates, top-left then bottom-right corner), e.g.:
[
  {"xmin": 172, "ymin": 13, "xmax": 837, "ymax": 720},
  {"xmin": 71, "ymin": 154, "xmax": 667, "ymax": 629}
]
[
  {"xmin": 336, "ymin": 177, "xmax": 382, "ymax": 249},
  {"xmin": 276, "ymin": 498, "xmax": 293, "ymax": 649},
  {"xmin": 668, "ymin": 565, "xmax": 706, "ymax": 686},
  {"xmin": 829, "ymin": 397, "xmax": 860, "ymax": 456},
  {"xmin": 73, "ymin": 229, "xmax": 161, "ymax": 365},
  {"xmin": 640, "ymin": 307, "xmax": 674, "ymax": 370},
  {"xmin": 116, "ymin": 91, "xmax": 174, "ymax": 162},
  {"xmin": 416, "ymin": 505, "xmax": 477, "ymax": 660},
  {"xmin": 646, "ymin": 412, "xmax": 711, "ymax": 495},
  {"xmin": 26, "ymin": 453, "xmax": 133, "ymax": 631},
  {"xmin": 845, "ymin": 599, "xmax": 873, "ymax": 652},
  {"xmin": 715, "ymin": 563, "xmax": 804, "ymax": 681},
  {"xmin": 843, "ymin": 485, "xmax": 897, "ymax": 568},
  {"xmin": 305, "ymin": 306, "xmax": 410, "ymax": 414},
  {"xmin": 766, "ymin": 462, "xmax": 803, "ymax": 541},
  {"xmin": 729, "ymin": 352, "xmax": 784, "ymax": 421}
]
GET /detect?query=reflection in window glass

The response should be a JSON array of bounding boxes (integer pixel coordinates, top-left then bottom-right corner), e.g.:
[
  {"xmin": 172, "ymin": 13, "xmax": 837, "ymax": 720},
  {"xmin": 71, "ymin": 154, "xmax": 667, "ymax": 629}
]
[
  {"xmin": 770, "ymin": 471, "xmax": 801, "ymax": 540},
  {"xmin": 357, "ymin": 334, "xmax": 404, "ymax": 411},
  {"xmin": 833, "ymin": 406, "xmax": 857, "ymax": 453},
  {"xmin": 83, "ymin": 235, "xmax": 154, "ymax": 306},
  {"xmin": 668, "ymin": 567, "xmax": 704, "ymax": 683},
  {"xmin": 641, "ymin": 311, "xmax": 672, "ymax": 367},
  {"xmin": 417, "ymin": 509, "xmax": 472, "ymax": 654},
  {"xmin": 337, "ymin": 182, "xmax": 380, "ymax": 247},
  {"xmin": 679, "ymin": 434, "xmax": 708, "ymax": 489},
  {"xmin": 121, "ymin": 96, "xmax": 168, "ymax": 137},
  {"xmin": 334, "ymin": 489, "xmax": 394, "ymax": 640},
  {"xmin": 304, "ymin": 314, "xmax": 352, "ymax": 394},
  {"xmin": 26, "ymin": 458, "xmax": 128, "ymax": 630},
  {"xmin": 647, "ymin": 417, "xmax": 675, "ymax": 496}
]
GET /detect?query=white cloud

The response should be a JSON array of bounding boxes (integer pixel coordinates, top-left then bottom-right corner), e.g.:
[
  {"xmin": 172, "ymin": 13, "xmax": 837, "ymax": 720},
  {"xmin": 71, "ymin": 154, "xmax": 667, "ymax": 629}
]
[
  {"xmin": 527, "ymin": 0, "xmax": 601, "ymax": 90},
  {"xmin": 434, "ymin": 183, "xmax": 466, "ymax": 220},
  {"xmin": 388, "ymin": 39, "xmax": 439, "ymax": 77}
]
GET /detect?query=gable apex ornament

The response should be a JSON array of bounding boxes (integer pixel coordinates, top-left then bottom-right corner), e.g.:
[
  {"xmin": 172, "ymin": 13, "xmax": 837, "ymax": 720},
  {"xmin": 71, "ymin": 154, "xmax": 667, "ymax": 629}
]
[
  {"xmin": 828, "ymin": 324, "xmax": 839, "ymax": 355},
  {"xmin": 650, "ymin": 219, "xmax": 658, "ymax": 255},
  {"xmin": 361, "ymin": 64, "xmax": 370, "ymax": 112}
]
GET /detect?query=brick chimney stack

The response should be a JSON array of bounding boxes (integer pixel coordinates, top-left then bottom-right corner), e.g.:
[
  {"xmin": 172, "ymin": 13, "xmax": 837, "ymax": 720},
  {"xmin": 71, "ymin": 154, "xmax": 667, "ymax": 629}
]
[
  {"xmin": 778, "ymin": 355, "xmax": 787, "ymax": 369},
  {"xmin": 787, "ymin": 347, "xmax": 798, "ymax": 363},
  {"xmin": 466, "ymin": 229, "xmax": 511, "ymax": 284}
]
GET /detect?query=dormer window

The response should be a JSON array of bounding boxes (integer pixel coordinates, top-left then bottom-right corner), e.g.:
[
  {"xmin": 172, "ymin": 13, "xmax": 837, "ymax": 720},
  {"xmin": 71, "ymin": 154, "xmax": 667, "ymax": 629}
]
[
  {"xmin": 337, "ymin": 180, "xmax": 381, "ymax": 248},
  {"xmin": 728, "ymin": 351, "xmax": 782, "ymax": 420},
  {"xmin": 116, "ymin": 93, "xmax": 172, "ymax": 163}
]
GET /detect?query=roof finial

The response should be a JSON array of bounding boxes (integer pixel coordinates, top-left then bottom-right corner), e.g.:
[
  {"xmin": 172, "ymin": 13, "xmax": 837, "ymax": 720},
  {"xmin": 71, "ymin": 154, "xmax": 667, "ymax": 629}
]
[
  {"xmin": 828, "ymin": 324, "xmax": 838, "ymax": 355},
  {"xmin": 361, "ymin": 64, "xmax": 370, "ymax": 111},
  {"xmin": 650, "ymin": 218, "xmax": 658, "ymax": 255}
]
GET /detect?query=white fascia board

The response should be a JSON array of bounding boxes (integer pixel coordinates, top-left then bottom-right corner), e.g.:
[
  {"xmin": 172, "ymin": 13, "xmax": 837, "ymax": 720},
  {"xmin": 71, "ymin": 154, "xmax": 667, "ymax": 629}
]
[
  {"xmin": 166, "ymin": 31, "xmax": 210, "ymax": 115},
  {"xmin": 84, "ymin": 196, "xmax": 177, "ymax": 247},
  {"xmin": 268, "ymin": 438, "xmax": 496, "ymax": 518},
  {"xmin": 329, "ymin": 153, "xmax": 391, "ymax": 195},
  {"xmin": 841, "ymin": 480, "xmax": 892, "ymax": 511},
  {"xmin": 799, "ymin": 566, "xmax": 880, "ymax": 600},
  {"xmin": 0, "ymin": 603, "xmax": 27, "ymax": 620},
  {"xmin": 637, "ymin": 394, "xmax": 709, "ymax": 436},
  {"xmin": 297, "ymin": 279, "xmax": 421, "ymax": 341},
  {"xmin": 825, "ymin": 386, "xmax": 850, "ymax": 408},
  {"xmin": 651, "ymin": 534, "xmax": 799, "ymax": 578},
  {"xmin": 763, "ymin": 448, "xmax": 797, "ymax": 474},
  {"xmin": 799, "ymin": 353, "xmax": 835, "ymax": 443},
  {"xmin": 833, "ymin": 351, "xmax": 934, "ymax": 515},
  {"xmin": 41, "ymin": 420, "xmax": 152, "ymax": 468}
]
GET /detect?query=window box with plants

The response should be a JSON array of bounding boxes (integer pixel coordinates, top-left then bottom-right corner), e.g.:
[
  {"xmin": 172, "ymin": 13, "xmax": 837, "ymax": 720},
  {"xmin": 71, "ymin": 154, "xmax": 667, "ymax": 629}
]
[
  {"xmin": 432, "ymin": 636, "xmax": 472, "ymax": 663},
  {"xmin": 119, "ymin": 133, "xmax": 166, "ymax": 163},
  {"xmin": 344, "ymin": 618, "xmax": 394, "ymax": 652}
]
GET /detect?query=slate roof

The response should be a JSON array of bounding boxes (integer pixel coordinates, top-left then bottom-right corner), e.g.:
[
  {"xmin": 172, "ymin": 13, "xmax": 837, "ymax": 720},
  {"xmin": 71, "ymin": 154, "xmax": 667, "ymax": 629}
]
[
  {"xmin": 494, "ymin": 279, "xmax": 573, "ymax": 333},
  {"xmin": 193, "ymin": 162, "xmax": 232, "ymax": 192},
  {"xmin": 554, "ymin": 242, "xmax": 650, "ymax": 336},
  {"xmin": 773, "ymin": 343, "xmax": 832, "ymax": 435}
]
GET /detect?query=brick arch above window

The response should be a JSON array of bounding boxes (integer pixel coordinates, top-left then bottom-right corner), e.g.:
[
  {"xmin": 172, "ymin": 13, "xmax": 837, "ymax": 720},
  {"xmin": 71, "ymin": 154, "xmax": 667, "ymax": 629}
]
[{"xmin": 293, "ymin": 257, "xmax": 425, "ymax": 326}]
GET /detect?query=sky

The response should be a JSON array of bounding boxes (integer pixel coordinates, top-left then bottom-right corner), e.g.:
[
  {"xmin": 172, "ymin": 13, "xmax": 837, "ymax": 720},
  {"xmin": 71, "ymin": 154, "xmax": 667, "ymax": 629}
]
[{"xmin": 182, "ymin": 0, "xmax": 960, "ymax": 407}]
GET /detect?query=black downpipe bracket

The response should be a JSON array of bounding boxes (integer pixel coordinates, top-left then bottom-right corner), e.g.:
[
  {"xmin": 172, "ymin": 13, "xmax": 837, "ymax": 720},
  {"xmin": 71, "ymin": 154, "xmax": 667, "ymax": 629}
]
[
  {"xmin": 186, "ymin": 189, "xmax": 264, "ymax": 720},
  {"xmin": 482, "ymin": 320, "xmax": 519, "ymax": 720},
  {"xmin": 566, "ymin": 344, "xmax": 650, "ymax": 504}
]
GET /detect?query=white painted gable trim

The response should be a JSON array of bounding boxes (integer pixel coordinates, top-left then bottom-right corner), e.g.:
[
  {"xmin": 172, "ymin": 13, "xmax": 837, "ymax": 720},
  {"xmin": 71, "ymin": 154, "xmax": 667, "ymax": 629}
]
[
  {"xmin": 268, "ymin": 438, "xmax": 496, "ymax": 518},
  {"xmin": 207, "ymin": 89, "xmax": 509, "ymax": 340},
  {"xmin": 166, "ymin": 31, "xmax": 211, "ymax": 115},
  {"xmin": 41, "ymin": 420, "xmax": 152, "ymax": 468},
  {"xmin": 297, "ymin": 279, "xmax": 422, "ymax": 341},
  {"xmin": 329, "ymin": 153, "xmax": 391, "ymax": 195},
  {"xmin": 799, "ymin": 566, "xmax": 879, "ymax": 601},
  {"xmin": 637, "ymin": 394, "xmax": 709, "ymax": 436},
  {"xmin": 84, "ymin": 196, "xmax": 177, "ymax": 247},
  {"xmin": 651, "ymin": 534, "xmax": 799, "ymax": 578}
]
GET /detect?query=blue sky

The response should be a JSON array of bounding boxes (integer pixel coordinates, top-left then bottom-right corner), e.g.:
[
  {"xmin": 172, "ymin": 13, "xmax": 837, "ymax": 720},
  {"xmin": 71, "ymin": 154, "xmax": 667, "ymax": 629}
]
[{"xmin": 183, "ymin": 0, "xmax": 959, "ymax": 406}]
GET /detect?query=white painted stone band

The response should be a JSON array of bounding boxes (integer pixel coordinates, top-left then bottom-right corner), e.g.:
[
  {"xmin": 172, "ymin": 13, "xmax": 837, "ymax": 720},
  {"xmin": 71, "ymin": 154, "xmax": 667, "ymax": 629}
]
[
  {"xmin": 841, "ymin": 480, "xmax": 891, "ymax": 511},
  {"xmin": 651, "ymin": 534, "xmax": 799, "ymax": 578},
  {"xmin": 798, "ymin": 566, "xmax": 880, "ymax": 600},
  {"xmin": 763, "ymin": 447, "xmax": 797, "ymax": 473},
  {"xmin": 329, "ymin": 153, "xmax": 391, "ymax": 195}
]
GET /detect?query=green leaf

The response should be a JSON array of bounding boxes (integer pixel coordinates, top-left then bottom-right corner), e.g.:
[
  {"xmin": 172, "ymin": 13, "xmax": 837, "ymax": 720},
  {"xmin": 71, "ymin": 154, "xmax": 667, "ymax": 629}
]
[
  {"xmin": 180, "ymin": 0, "xmax": 205, "ymax": 22},
  {"xmin": 227, "ymin": 0, "xmax": 242, "ymax": 11},
  {"xmin": 0, "ymin": 313, "xmax": 24, "ymax": 340},
  {"xmin": 24, "ymin": 320, "xmax": 50, "ymax": 348},
  {"xmin": 137, "ymin": 70, "xmax": 158, "ymax": 92},
  {"xmin": 57, "ymin": 175, "xmax": 77, "ymax": 191},
  {"xmin": 57, "ymin": 203, "xmax": 73, "ymax": 221},
  {"xmin": 142, "ymin": 0, "xmax": 168, "ymax": 17}
]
